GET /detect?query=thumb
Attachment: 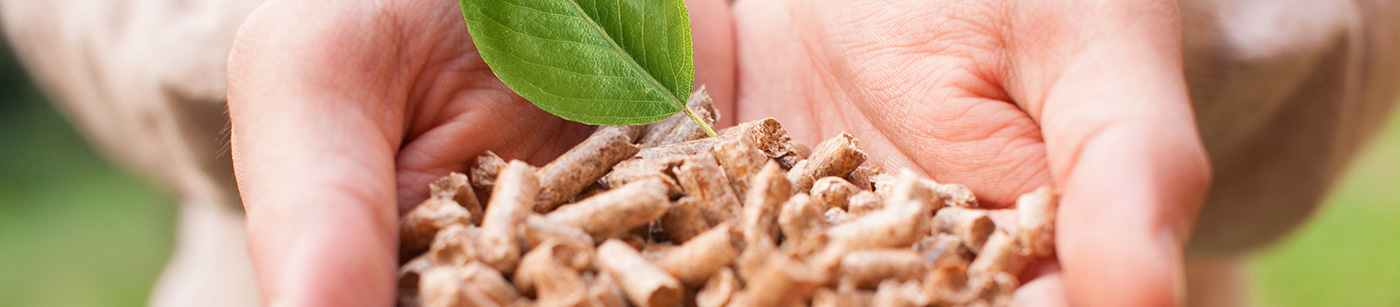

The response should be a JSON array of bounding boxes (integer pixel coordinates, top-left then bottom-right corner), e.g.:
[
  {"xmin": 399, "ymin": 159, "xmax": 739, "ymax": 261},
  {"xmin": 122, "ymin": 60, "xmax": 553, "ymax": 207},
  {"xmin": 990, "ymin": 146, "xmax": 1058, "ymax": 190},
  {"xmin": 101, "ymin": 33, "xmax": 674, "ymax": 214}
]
[
  {"xmin": 228, "ymin": 1, "xmax": 411, "ymax": 306},
  {"xmin": 1006, "ymin": 1, "xmax": 1212, "ymax": 306}
]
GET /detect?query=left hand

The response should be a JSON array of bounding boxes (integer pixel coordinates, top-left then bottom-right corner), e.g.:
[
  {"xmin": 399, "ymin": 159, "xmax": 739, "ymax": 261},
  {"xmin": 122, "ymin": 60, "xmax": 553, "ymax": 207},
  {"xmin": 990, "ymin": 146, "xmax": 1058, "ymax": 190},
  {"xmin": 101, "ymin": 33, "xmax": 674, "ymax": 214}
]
[{"xmin": 727, "ymin": 0, "xmax": 1213, "ymax": 305}]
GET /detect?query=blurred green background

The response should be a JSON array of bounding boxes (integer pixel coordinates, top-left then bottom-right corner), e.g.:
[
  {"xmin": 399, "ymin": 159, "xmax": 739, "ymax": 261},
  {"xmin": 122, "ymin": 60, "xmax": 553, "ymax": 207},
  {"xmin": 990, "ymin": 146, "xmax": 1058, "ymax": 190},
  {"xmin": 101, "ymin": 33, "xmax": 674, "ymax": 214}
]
[
  {"xmin": 0, "ymin": 39, "xmax": 1396, "ymax": 306},
  {"xmin": 0, "ymin": 40, "xmax": 175, "ymax": 306}
]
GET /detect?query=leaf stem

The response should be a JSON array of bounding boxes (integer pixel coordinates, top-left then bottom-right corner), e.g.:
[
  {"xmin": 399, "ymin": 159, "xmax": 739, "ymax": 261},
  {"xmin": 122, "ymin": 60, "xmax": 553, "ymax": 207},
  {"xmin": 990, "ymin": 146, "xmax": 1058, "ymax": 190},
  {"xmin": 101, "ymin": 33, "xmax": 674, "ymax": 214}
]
[{"xmin": 681, "ymin": 105, "xmax": 717, "ymax": 137}]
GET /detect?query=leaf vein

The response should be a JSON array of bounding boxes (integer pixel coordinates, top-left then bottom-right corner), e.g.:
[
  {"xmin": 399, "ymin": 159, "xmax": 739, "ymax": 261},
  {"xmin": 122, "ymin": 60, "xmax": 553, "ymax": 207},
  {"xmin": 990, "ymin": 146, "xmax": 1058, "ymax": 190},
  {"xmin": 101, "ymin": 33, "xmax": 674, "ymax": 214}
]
[
  {"xmin": 495, "ymin": 0, "xmax": 587, "ymax": 23},
  {"xmin": 478, "ymin": 13, "xmax": 609, "ymax": 50},
  {"xmin": 504, "ymin": 71, "xmax": 673, "ymax": 105},
  {"xmin": 476, "ymin": 43, "xmax": 641, "ymax": 80},
  {"xmin": 562, "ymin": 0, "xmax": 684, "ymax": 104}
]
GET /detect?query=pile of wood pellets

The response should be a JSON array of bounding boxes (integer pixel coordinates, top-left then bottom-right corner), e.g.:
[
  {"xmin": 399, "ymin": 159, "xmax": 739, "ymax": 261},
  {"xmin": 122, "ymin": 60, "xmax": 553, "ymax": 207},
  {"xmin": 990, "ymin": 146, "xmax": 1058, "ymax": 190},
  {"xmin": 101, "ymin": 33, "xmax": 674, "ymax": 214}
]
[{"xmin": 396, "ymin": 95, "xmax": 1058, "ymax": 307}]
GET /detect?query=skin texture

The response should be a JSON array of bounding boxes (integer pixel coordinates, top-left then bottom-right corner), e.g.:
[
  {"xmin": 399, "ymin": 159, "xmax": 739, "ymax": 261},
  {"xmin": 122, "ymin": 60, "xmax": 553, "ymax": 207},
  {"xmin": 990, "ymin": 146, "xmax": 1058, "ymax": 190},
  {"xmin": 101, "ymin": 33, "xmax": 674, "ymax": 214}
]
[
  {"xmin": 731, "ymin": 1, "xmax": 1210, "ymax": 306},
  {"xmin": 227, "ymin": 0, "xmax": 1209, "ymax": 306},
  {"xmin": 228, "ymin": 0, "xmax": 732, "ymax": 305}
]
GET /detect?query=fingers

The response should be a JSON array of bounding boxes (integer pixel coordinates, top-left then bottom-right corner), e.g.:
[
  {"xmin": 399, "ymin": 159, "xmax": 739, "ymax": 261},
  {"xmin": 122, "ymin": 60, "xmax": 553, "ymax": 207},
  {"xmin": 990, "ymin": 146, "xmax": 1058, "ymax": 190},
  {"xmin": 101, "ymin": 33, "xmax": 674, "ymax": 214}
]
[
  {"xmin": 228, "ymin": 1, "xmax": 413, "ymax": 306},
  {"xmin": 1004, "ymin": 1, "xmax": 1212, "ymax": 306},
  {"xmin": 1014, "ymin": 267, "xmax": 1070, "ymax": 307}
]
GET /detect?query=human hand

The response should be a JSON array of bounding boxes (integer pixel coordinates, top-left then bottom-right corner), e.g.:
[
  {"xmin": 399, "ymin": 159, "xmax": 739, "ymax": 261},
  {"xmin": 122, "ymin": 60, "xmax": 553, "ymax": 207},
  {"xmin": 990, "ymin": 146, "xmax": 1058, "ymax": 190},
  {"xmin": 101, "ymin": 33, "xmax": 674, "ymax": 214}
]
[
  {"xmin": 729, "ymin": 0, "xmax": 1211, "ymax": 305},
  {"xmin": 224, "ymin": 0, "xmax": 733, "ymax": 305}
]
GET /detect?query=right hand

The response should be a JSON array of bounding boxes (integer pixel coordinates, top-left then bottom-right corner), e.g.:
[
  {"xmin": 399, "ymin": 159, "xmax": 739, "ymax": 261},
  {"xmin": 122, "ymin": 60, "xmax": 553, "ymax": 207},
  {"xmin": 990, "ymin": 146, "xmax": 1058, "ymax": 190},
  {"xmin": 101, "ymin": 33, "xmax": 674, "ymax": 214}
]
[{"xmin": 224, "ymin": 0, "xmax": 734, "ymax": 305}]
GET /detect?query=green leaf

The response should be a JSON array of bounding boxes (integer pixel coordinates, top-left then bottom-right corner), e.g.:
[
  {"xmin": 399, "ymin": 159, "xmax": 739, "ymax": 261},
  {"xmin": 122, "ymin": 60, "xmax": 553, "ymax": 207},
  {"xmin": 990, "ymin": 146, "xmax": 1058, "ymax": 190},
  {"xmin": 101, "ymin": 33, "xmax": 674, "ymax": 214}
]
[{"xmin": 459, "ymin": 0, "xmax": 696, "ymax": 126}]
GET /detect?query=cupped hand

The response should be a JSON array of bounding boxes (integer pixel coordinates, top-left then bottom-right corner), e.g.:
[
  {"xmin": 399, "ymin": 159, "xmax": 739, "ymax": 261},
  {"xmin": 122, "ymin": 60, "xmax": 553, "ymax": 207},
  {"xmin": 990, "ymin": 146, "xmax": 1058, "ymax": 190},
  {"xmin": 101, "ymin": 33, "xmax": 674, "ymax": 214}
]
[
  {"xmin": 730, "ymin": 0, "xmax": 1211, "ymax": 305},
  {"xmin": 225, "ymin": 0, "xmax": 733, "ymax": 305}
]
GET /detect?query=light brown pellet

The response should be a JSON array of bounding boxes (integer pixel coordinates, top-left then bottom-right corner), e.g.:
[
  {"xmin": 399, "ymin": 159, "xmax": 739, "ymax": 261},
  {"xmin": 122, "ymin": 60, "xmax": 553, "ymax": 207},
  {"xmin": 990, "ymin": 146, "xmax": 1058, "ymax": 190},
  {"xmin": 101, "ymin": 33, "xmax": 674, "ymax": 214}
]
[
  {"xmin": 429, "ymin": 172, "xmax": 483, "ymax": 225},
  {"xmin": 477, "ymin": 160, "xmax": 539, "ymax": 274},
  {"xmin": 882, "ymin": 170, "xmax": 939, "ymax": 213},
  {"xmin": 535, "ymin": 126, "xmax": 643, "ymax": 212},
  {"xmin": 720, "ymin": 118, "xmax": 797, "ymax": 166},
  {"xmin": 810, "ymin": 176, "xmax": 862, "ymax": 211},
  {"xmin": 710, "ymin": 133, "xmax": 770, "ymax": 198},
  {"xmin": 967, "ymin": 229, "xmax": 1028, "ymax": 279},
  {"xmin": 546, "ymin": 178, "xmax": 670, "ymax": 242},
  {"xmin": 836, "ymin": 250, "xmax": 928, "ymax": 290},
  {"xmin": 659, "ymin": 197, "xmax": 711, "ymax": 243},
  {"xmin": 597, "ymin": 240, "xmax": 683, "ymax": 307},
  {"xmin": 513, "ymin": 240, "xmax": 588, "ymax": 305},
  {"xmin": 629, "ymin": 117, "xmax": 792, "ymax": 162},
  {"xmin": 656, "ymin": 223, "xmax": 742, "ymax": 287},
  {"xmin": 931, "ymin": 207, "xmax": 997, "ymax": 254},
  {"xmin": 736, "ymin": 236, "xmax": 779, "ymax": 282},
  {"xmin": 639, "ymin": 86, "xmax": 717, "ymax": 148},
  {"xmin": 871, "ymin": 280, "xmax": 928, "ymax": 307},
  {"xmin": 786, "ymin": 133, "xmax": 867, "ymax": 193},
  {"xmin": 845, "ymin": 166, "xmax": 879, "ymax": 191},
  {"xmin": 520, "ymin": 215, "xmax": 593, "ymax": 271},
  {"xmin": 812, "ymin": 288, "xmax": 874, "ymax": 307},
  {"xmin": 923, "ymin": 247, "xmax": 973, "ymax": 306},
  {"xmin": 420, "ymin": 262, "xmax": 518, "ymax": 307},
  {"xmin": 930, "ymin": 182, "xmax": 980, "ymax": 208},
  {"xmin": 778, "ymin": 193, "xmax": 829, "ymax": 255},
  {"xmin": 740, "ymin": 161, "xmax": 792, "ymax": 244},
  {"xmin": 397, "ymin": 255, "xmax": 433, "ymax": 307},
  {"xmin": 729, "ymin": 254, "xmax": 826, "ymax": 307},
  {"xmin": 601, "ymin": 154, "xmax": 686, "ymax": 197},
  {"xmin": 1016, "ymin": 185, "xmax": 1058, "ymax": 258},
  {"xmin": 672, "ymin": 152, "xmax": 743, "ymax": 225},
  {"xmin": 825, "ymin": 200, "xmax": 932, "ymax": 253},
  {"xmin": 469, "ymin": 151, "xmax": 507, "ymax": 198},
  {"xmin": 399, "ymin": 196, "xmax": 473, "ymax": 260},
  {"xmin": 965, "ymin": 272, "xmax": 1019, "ymax": 306},
  {"xmin": 695, "ymin": 268, "xmax": 739, "ymax": 307},
  {"xmin": 426, "ymin": 224, "xmax": 480, "ymax": 267},
  {"xmin": 846, "ymin": 191, "xmax": 884, "ymax": 218},
  {"xmin": 783, "ymin": 140, "xmax": 813, "ymax": 169},
  {"xmin": 586, "ymin": 272, "xmax": 630, "ymax": 307},
  {"xmin": 824, "ymin": 207, "xmax": 850, "ymax": 225}
]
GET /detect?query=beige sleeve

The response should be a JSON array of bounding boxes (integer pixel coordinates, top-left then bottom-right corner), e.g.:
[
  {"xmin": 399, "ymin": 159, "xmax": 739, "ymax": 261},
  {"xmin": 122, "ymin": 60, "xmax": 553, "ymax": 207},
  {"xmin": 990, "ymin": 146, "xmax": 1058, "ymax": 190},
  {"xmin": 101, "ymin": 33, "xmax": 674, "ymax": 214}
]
[
  {"xmin": 0, "ymin": 0, "xmax": 256, "ymax": 205},
  {"xmin": 1, "ymin": 0, "xmax": 262, "ymax": 306},
  {"xmin": 1181, "ymin": 0, "xmax": 1399, "ymax": 256}
]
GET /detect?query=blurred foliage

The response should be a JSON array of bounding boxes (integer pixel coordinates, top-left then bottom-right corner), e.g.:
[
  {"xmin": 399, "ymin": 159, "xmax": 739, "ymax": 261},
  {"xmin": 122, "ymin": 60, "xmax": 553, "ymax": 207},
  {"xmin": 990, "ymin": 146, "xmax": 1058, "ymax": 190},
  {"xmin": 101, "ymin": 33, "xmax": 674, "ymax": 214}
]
[
  {"xmin": 1251, "ymin": 111, "xmax": 1400, "ymax": 306},
  {"xmin": 0, "ymin": 39, "xmax": 174, "ymax": 306},
  {"xmin": 0, "ymin": 34, "xmax": 1396, "ymax": 306}
]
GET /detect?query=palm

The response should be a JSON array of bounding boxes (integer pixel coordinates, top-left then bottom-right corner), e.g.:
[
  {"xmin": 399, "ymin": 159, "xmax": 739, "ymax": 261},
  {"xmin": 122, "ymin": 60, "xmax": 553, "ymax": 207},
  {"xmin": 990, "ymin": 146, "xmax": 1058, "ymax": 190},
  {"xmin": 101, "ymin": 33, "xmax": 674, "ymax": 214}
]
[
  {"xmin": 733, "ymin": 0, "xmax": 1048, "ymax": 207},
  {"xmin": 245, "ymin": 0, "xmax": 733, "ymax": 209},
  {"xmin": 732, "ymin": 0, "xmax": 1062, "ymax": 302},
  {"xmin": 385, "ymin": 0, "xmax": 739, "ymax": 209},
  {"xmin": 355, "ymin": 0, "xmax": 595, "ymax": 209},
  {"xmin": 730, "ymin": 0, "xmax": 1210, "ymax": 305}
]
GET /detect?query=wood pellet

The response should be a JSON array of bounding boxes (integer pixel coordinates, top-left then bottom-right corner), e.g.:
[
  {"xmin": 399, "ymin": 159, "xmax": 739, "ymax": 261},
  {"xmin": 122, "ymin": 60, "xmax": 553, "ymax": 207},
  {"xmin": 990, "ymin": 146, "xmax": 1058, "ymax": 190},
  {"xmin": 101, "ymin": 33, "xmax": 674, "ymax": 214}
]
[{"xmin": 396, "ymin": 116, "xmax": 1061, "ymax": 307}]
